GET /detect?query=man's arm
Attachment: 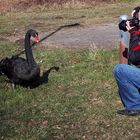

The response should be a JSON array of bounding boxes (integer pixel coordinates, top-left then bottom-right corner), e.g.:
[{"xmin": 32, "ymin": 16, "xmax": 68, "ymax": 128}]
[
  {"xmin": 119, "ymin": 22, "xmax": 130, "ymax": 64},
  {"xmin": 119, "ymin": 42, "xmax": 128, "ymax": 64}
]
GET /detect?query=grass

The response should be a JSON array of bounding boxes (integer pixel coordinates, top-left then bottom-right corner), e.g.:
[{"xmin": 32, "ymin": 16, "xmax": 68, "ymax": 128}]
[
  {"xmin": 1, "ymin": 1, "xmax": 140, "ymax": 139},
  {"xmin": 1, "ymin": 45, "xmax": 140, "ymax": 139}
]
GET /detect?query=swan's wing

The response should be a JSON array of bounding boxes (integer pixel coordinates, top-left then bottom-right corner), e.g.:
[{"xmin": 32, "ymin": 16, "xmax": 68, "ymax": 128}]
[{"xmin": 11, "ymin": 57, "xmax": 30, "ymax": 77}]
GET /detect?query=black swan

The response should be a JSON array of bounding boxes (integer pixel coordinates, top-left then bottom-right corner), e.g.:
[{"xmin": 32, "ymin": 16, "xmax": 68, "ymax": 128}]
[{"xmin": 0, "ymin": 29, "xmax": 59, "ymax": 88}]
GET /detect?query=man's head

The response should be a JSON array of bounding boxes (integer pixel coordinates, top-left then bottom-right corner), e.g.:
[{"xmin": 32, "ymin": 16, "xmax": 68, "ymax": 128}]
[
  {"xmin": 131, "ymin": 6, "xmax": 140, "ymax": 20},
  {"xmin": 129, "ymin": 6, "xmax": 140, "ymax": 28}
]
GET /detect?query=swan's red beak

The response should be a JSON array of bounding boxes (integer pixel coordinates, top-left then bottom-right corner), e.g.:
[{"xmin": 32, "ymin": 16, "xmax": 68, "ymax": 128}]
[{"xmin": 34, "ymin": 34, "xmax": 39, "ymax": 43}]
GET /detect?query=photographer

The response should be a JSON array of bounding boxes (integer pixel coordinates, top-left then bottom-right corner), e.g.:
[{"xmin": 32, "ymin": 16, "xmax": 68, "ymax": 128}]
[{"xmin": 113, "ymin": 6, "xmax": 140, "ymax": 116}]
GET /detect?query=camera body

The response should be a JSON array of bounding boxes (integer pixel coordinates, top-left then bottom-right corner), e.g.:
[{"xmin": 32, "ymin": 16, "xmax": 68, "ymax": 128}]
[
  {"xmin": 120, "ymin": 17, "xmax": 139, "ymax": 31},
  {"xmin": 127, "ymin": 17, "xmax": 139, "ymax": 27},
  {"xmin": 119, "ymin": 7, "xmax": 140, "ymax": 31}
]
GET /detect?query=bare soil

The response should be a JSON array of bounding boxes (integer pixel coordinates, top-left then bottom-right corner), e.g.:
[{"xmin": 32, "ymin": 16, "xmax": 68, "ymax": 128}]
[{"xmin": 40, "ymin": 23, "xmax": 119, "ymax": 49}]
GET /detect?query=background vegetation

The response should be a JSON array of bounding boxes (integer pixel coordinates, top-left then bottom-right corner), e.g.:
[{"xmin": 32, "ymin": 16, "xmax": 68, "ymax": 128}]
[
  {"xmin": 0, "ymin": 0, "xmax": 139, "ymax": 44},
  {"xmin": 0, "ymin": 0, "xmax": 136, "ymax": 12}
]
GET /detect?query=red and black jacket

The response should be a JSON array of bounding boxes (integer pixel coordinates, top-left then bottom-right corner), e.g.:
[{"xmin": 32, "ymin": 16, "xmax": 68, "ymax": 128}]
[{"xmin": 128, "ymin": 27, "xmax": 140, "ymax": 66}]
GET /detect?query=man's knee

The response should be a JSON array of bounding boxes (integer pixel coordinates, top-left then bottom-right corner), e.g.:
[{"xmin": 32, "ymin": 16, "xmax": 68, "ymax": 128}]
[{"xmin": 113, "ymin": 64, "xmax": 126, "ymax": 77}]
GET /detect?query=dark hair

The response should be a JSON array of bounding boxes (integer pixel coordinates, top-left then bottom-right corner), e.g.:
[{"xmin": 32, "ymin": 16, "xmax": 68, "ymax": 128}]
[{"xmin": 133, "ymin": 6, "xmax": 140, "ymax": 18}]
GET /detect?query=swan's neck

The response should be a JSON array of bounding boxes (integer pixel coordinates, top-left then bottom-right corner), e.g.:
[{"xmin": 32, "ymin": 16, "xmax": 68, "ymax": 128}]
[{"xmin": 25, "ymin": 33, "xmax": 36, "ymax": 67}]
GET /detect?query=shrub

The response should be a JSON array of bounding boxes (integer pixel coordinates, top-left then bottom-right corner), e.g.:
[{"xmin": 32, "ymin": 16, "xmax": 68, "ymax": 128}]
[{"xmin": 0, "ymin": 0, "xmax": 119, "ymax": 12}]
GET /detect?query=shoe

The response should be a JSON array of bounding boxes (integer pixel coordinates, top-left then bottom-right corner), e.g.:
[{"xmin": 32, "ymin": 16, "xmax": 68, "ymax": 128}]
[{"xmin": 117, "ymin": 109, "xmax": 140, "ymax": 116}]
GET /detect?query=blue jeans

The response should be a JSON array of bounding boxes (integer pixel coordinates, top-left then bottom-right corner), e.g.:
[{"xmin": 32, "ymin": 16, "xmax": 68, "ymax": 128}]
[{"xmin": 113, "ymin": 64, "xmax": 140, "ymax": 110}]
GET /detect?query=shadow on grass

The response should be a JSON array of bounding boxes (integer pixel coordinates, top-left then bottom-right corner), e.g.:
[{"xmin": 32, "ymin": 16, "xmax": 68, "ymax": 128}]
[{"xmin": 30, "ymin": 66, "xmax": 59, "ymax": 89}]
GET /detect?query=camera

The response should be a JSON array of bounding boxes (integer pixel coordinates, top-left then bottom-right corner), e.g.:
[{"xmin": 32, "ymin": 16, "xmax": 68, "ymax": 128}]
[
  {"xmin": 128, "ymin": 18, "xmax": 139, "ymax": 27},
  {"xmin": 119, "ymin": 6, "xmax": 140, "ymax": 31},
  {"xmin": 119, "ymin": 18, "xmax": 139, "ymax": 31}
]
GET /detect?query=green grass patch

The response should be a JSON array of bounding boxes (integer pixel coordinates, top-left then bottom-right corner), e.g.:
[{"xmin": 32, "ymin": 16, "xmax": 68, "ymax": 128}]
[{"xmin": 0, "ymin": 45, "xmax": 140, "ymax": 139}]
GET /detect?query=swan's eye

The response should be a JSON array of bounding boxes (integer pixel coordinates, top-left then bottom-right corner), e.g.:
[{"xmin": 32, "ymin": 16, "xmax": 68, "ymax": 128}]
[{"xmin": 34, "ymin": 34, "xmax": 39, "ymax": 43}]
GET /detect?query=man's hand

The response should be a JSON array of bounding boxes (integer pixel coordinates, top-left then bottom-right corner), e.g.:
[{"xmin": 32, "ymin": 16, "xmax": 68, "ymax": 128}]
[
  {"xmin": 126, "ymin": 21, "xmax": 134, "ymax": 31},
  {"xmin": 126, "ymin": 9, "xmax": 136, "ymax": 31}
]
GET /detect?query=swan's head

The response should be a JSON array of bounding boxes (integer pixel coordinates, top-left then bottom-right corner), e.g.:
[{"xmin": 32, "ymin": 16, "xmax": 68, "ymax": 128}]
[
  {"xmin": 34, "ymin": 33, "xmax": 39, "ymax": 43},
  {"xmin": 33, "ymin": 31, "xmax": 39, "ymax": 43},
  {"xmin": 27, "ymin": 29, "xmax": 39, "ymax": 43}
]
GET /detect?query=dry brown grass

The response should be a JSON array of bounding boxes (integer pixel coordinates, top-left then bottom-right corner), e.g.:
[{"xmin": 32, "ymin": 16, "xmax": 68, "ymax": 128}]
[{"xmin": 0, "ymin": 0, "xmax": 118, "ymax": 12}]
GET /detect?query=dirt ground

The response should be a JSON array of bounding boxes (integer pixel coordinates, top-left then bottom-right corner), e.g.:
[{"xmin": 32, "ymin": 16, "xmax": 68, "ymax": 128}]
[{"xmin": 40, "ymin": 23, "xmax": 120, "ymax": 49}]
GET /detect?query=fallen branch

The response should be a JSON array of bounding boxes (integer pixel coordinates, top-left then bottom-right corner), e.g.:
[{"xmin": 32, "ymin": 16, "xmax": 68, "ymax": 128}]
[{"xmin": 15, "ymin": 23, "xmax": 80, "ymax": 56}]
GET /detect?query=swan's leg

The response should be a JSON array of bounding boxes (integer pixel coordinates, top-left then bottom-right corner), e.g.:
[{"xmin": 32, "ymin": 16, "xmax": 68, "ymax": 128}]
[{"xmin": 11, "ymin": 83, "xmax": 16, "ymax": 89}]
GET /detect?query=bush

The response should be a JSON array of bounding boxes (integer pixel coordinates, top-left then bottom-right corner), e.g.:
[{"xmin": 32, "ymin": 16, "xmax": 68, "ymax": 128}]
[{"xmin": 0, "ymin": 0, "xmax": 119, "ymax": 12}]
